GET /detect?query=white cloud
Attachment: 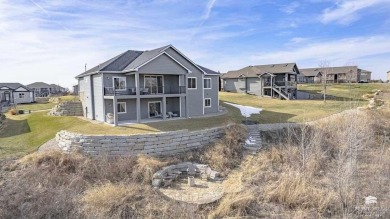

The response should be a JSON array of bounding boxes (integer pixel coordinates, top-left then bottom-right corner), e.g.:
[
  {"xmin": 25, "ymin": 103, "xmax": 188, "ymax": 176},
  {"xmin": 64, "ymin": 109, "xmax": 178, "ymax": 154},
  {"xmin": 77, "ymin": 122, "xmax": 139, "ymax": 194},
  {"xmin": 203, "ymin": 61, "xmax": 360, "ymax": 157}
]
[
  {"xmin": 280, "ymin": 2, "xmax": 300, "ymax": 14},
  {"xmin": 250, "ymin": 35, "xmax": 390, "ymax": 79},
  {"xmin": 289, "ymin": 37, "xmax": 310, "ymax": 44},
  {"xmin": 321, "ymin": 0, "xmax": 390, "ymax": 24},
  {"xmin": 203, "ymin": 0, "xmax": 217, "ymax": 20}
]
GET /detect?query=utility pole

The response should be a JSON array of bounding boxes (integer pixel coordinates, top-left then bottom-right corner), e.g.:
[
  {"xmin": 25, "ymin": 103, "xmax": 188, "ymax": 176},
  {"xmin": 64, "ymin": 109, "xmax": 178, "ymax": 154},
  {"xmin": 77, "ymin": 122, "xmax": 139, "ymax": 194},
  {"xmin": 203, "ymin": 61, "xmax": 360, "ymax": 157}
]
[{"xmin": 85, "ymin": 64, "xmax": 87, "ymax": 72}]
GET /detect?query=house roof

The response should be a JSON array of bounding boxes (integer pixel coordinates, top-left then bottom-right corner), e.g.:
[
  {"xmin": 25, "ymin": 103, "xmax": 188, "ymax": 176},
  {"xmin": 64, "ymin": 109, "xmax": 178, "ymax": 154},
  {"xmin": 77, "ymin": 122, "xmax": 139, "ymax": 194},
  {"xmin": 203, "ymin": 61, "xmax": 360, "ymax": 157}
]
[
  {"xmin": 221, "ymin": 63, "xmax": 298, "ymax": 79},
  {"xmin": 0, "ymin": 83, "xmax": 31, "ymax": 91},
  {"xmin": 27, "ymin": 82, "xmax": 52, "ymax": 89},
  {"xmin": 76, "ymin": 45, "xmax": 218, "ymax": 78},
  {"xmin": 197, "ymin": 65, "xmax": 219, "ymax": 75},
  {"xmin": 300, "ymin": 66, "xmax": 359, "ymax": 76},
  {"xmin": 300, "ymin": 68, "xmax": 323, "ymax": 77}
]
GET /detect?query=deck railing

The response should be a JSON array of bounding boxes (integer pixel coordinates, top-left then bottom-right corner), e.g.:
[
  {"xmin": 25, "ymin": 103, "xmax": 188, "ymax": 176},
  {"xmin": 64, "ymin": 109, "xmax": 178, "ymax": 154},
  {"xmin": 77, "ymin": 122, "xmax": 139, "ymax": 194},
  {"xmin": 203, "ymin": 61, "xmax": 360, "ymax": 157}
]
[{"xmin": 104, "ymin": 86, "xmax": 186, "ymax": 96}]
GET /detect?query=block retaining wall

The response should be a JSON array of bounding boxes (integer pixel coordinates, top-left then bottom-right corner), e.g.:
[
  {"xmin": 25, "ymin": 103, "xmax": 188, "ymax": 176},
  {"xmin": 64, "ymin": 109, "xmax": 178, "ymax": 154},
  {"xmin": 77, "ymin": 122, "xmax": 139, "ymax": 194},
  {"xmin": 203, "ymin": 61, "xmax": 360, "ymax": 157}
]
[
  {"xmin": 55, "ymin": 126, "xmax": 228, "ymax": 157},
  {"xmin": 49, "ymin": 101, "xmax": 83, "ymax": 116}
]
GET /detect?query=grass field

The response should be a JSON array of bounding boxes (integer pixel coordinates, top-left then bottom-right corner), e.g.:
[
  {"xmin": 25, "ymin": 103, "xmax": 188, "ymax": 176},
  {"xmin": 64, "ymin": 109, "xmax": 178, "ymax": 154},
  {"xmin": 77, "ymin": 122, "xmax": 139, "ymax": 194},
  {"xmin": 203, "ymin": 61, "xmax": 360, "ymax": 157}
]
[
  {"xmin": 298, "ymin": 83, "xmax": 390, "ymax": 100},
  {"xmin": 0, "ymin": 105, "xmax": 244, "ymax": 158}
]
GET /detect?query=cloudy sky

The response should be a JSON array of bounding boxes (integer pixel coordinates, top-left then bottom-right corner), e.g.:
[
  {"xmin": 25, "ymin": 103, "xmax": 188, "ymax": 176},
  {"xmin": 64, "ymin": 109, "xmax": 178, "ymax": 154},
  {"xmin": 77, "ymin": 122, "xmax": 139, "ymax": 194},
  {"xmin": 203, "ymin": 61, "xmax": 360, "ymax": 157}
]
[{"xmin": 1, "ymin": 0, "xmax": 390, "ymax": 88}]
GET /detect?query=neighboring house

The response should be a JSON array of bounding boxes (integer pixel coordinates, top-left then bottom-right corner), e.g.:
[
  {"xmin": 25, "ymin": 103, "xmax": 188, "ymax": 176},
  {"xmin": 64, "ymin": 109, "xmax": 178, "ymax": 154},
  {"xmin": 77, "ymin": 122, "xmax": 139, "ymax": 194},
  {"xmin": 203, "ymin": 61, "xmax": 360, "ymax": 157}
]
[
  {"xmin": 27, "ymin": 82, "xmax": 67, "ymax": 97},
  {"xmin": 73, "ymin": 84, "xmax": 79, "ymax": 96},
  {"xmin": 221, "ymin": 63, "xmax": 300, "ymax": 100},
  {"xmin": 298, "ymin": 68, "xmax": 322, "ymax": 83},
  {"xmin": 0, "ymin": 83, "xmax": 35, "ymax": 105},
  {"xmin": 75, "ymin": 45, "xmax": 220, "ymax": 126},
  {"xmin": 299, "ymin": 66, "xmax": 372, "ymax": 83}
]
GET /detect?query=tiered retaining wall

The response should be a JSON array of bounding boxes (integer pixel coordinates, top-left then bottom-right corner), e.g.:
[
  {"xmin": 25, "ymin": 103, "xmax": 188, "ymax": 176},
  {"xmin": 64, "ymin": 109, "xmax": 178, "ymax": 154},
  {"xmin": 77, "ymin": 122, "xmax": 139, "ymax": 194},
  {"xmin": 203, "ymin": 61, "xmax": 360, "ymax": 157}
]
[
  {"xmin": 49, "ymin": 101, "xmax": 83, "ymax": 116},
  {"xmin": 55, "ymin": 126, "xmax": 227, "ymax": 157}
]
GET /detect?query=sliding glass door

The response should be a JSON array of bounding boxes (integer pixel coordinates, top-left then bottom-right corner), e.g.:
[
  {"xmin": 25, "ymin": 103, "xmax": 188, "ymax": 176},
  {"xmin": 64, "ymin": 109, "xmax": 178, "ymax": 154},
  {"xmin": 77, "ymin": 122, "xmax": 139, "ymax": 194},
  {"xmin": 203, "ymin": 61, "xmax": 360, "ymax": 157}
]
[
  {"xmin": 144, "ymin": 75, "xmax": 163, "ymax": 94},
  {"xmin": 148, "ymin": 101, "xmax": 162, "ymax": 118}
]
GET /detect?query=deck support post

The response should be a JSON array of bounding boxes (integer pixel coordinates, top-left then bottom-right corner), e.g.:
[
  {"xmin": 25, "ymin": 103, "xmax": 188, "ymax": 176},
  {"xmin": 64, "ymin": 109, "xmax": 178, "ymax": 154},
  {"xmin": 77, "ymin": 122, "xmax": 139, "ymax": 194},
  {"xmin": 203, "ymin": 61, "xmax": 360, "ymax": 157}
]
[
  {"xmin": 113, "ymin": 97, "xmax": 118, "ymax": 126},
  {"xmin": 162, "ymin": 97, "xmax": 167, "ymax": 120}
]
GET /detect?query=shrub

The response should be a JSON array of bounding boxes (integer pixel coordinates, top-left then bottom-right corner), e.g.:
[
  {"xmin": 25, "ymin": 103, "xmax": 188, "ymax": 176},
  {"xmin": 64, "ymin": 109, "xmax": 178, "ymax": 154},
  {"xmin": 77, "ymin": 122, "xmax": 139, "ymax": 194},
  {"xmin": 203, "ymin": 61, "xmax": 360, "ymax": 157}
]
[{"xmin": 9, "ymin": 109, "xmax": 17, "ymax": 115}]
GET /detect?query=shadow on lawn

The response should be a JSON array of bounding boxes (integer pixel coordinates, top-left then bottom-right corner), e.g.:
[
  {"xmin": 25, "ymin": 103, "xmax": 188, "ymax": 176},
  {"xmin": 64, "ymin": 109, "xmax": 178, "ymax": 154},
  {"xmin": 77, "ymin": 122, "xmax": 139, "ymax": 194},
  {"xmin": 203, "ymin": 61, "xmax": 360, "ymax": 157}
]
[
  {"xmin": 0, "ymin": 118, "xmax": 31, "ymax": 138},
  {"xmin": 298, "ymin": 89, "xmax": 364, "ymax": 101}
]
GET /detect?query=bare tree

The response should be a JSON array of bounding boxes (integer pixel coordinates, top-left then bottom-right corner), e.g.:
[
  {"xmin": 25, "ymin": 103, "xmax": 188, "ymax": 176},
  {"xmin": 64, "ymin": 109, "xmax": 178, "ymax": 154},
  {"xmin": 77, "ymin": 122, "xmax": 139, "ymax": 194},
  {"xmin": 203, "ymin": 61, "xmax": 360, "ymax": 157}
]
[{"xmin": 319, "ymin": 60, "xmax": 331, "ymax": 103}]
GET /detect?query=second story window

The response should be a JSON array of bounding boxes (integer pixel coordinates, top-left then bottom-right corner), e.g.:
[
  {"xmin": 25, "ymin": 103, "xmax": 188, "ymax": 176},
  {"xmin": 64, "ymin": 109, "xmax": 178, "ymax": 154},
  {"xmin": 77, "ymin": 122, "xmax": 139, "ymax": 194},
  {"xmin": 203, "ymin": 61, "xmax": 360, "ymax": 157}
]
[
  {"xmin": 188, "ymin": 77, "xmax": 197, "ymax": 89},
  {"xmin": 113, "ymin": 77, "xmax": 126, "ymax": 90},
  {"xmin": 204, "ymin": 78, "xmax": 211, "ymax": 89}
]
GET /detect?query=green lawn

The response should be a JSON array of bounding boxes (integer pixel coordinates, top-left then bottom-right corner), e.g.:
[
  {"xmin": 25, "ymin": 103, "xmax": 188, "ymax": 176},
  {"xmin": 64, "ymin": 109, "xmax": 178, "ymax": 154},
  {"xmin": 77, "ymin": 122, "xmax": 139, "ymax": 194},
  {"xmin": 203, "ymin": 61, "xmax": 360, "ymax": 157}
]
[
  {"xmin": 15, "ymin": 102, "xmax": 56, "ymax": 111},
  {"xmin": 0, "ymin": 106, "xmax": 244, "ymax": 158},
  {"xmin": 219, "ymin": 92, "xmax": 364, "ymax": 123},
  {"xmin": 298, "ymin": 83, "xmax": 390, "ymax": 100}
]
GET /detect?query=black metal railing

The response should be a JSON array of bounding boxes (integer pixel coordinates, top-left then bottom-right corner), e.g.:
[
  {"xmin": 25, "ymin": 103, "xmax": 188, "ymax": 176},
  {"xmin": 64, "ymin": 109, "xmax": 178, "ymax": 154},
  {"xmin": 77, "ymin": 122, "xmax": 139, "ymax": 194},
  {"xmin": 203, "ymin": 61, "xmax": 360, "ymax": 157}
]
[
  {"xmin": 104, "ymin": 86, "xmax": 186, "ymax": 96},
  {"xmin": 104, "ymin": 87, "xmax": 136, "ymax": 96}
]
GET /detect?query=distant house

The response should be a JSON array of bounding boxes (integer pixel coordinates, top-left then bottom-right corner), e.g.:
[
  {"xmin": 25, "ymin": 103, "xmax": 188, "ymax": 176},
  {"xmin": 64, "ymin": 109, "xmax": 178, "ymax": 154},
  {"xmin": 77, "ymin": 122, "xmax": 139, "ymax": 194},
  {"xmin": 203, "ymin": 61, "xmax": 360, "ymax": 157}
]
[
  {"xmin": 299, "ymin": 66, "xmax": 371, "ymax": 83},
  {"xmin": 221, "ymin": 63, "xmax": 300, "ymax": 100},
  {"xmin": 27, "ymin": 82, "xmax": 67, "ymax": 97},
  {"xmin": 75, "ymin": 44, "xmax": 220, "ymax": 126},
  {"xmin": 0, "ymin": 83, "xmax": 35, "ymax": 105},
  {"xmin": 298, "ymin": 68, "xmax": 322, "ymax": 83}
]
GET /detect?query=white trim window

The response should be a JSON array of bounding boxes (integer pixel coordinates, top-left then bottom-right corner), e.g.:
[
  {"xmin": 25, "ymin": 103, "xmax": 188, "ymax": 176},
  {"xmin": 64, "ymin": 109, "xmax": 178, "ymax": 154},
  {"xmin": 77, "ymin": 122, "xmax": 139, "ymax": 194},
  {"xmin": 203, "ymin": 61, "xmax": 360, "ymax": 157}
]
[
  {"xmin": 204, "ymin": 98, "xmax": 211, "ymax": 108},
  {"xmin": 204, "ymin": 78, "xmax": 211, "ymax": 89},
  {"xmin": 19, "ymin": 93, "xmax": 25, "ymax": 98},
  {"xmin": 117, "ymin": 102, "xmax": 126, "ymax": 114},
  {"xmin": 113, "ymin": 77, "xmax": 126, "ymax": 90},
  {"xmin": 188, "ymin": 77, "xmax": 197, "ymax": 89}
]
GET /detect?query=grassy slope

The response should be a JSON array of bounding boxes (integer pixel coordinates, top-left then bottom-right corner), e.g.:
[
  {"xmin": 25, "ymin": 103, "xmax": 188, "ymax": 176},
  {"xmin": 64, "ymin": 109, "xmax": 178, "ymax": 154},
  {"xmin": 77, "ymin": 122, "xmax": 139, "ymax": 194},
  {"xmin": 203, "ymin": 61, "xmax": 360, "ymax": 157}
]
[{"xmin": 0, "ymin": 105, "xmax": 244, "ymax": 158}]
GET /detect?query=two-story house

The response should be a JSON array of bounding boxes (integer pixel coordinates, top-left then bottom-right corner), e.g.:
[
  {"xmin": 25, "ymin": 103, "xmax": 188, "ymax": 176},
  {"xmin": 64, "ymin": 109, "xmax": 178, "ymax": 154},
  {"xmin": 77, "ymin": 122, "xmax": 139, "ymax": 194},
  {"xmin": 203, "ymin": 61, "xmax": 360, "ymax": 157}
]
[
  {"xmin": 76, "ymin": 45, "xmax": 220, "ymax": 126},
  {"xmin": 221, "ymin": 63, "xmax": 300, "ymax": 100}
]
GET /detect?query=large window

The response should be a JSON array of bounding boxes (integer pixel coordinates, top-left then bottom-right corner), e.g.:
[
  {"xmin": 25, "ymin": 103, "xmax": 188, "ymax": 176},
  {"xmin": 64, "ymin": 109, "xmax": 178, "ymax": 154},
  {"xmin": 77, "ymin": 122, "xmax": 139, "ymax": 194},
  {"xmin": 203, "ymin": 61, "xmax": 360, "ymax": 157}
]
[
  {"xmin": 117, "ymin": 102, "xmax": 126, "ymax": 114},
  {"xmin": 113, "ymin": 77, "xmax": 126, "ymax": 90},
  {"xmin": 144, "ymin": 75, "xmax": 163, "ymax": 94},
  {"xmin": 19, "ymin": 93, "xmax": 25, "ymax": 98},
  {"xmin": 204, "ymin": 98, "xmax": 211, "ymax": 107},
  {"xmin": 188, "ymin": 77, "xmax": 197, "ymax": 89},
  {"xmin": 204, "ymin": 78, "xmax": 211, "ymax": 89}
]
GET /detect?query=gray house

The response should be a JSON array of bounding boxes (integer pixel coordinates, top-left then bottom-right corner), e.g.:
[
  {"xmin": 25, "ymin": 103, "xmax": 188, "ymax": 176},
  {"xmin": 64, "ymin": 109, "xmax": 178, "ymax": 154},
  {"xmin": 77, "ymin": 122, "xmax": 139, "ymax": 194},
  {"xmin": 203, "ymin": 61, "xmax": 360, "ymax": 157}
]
[
  {"xmin": 221, "ymin": 63, "xmax": 300, "ymax": 100},
  {"xmin": 299, "ymin": 66, "xmax": 372, "ymax": 83},
  {"xmin": 76, "ymin": 45, "xmax": 220, "ymax": 126},
  {"xmin": 0, "ymin": 83, "xmax": 35, "ymax": 106},
  {"xmin": 27, "ymin": 82, "xmax": 67, "ymax": 97}
]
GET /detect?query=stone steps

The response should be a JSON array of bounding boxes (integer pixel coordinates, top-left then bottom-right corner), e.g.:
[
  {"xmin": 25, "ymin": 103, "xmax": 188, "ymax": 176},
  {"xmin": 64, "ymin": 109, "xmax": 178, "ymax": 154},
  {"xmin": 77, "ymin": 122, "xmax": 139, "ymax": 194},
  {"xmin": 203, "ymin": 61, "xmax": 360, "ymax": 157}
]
[{"xmin": 244, "ymin": 125, "xmax": 262, "ymax": 152}]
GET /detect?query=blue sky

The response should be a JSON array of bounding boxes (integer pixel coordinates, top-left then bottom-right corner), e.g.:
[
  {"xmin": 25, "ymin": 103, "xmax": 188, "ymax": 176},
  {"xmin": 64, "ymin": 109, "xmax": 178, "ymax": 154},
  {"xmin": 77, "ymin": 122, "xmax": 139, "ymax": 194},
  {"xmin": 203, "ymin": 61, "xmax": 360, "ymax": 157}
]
[{"xmin": 1, "ymin": 0, "xmax": 390, "ymax": 88}]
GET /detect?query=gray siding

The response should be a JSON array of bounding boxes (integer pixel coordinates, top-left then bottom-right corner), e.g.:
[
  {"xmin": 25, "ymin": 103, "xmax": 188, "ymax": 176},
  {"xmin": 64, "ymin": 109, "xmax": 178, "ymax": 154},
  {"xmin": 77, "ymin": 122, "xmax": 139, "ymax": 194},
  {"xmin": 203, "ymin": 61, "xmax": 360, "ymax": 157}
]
[
  {"xmin": 82, "ymin": 75, "xmax": 93, "ymax": 119},
  {"xmin": 166, "ymin": 97, "xmax": 181, "ymax": 116},
  {"xmin": 137, "ymin": 53, "xmax": 188, "ymax": 74},
  {"xmin": 104, "ymin": 99, "xmax": 137, "ymax": 121},
  {"xmin": 103, "ymin": 74, "xmax": 135, "ymax": 89},
  {"xmin": 92, "ymin": 74, "xmax": 104, "ymax": 122},
  {"xmin": 204, "ymin": 75, "xmax": 219, "ymax": 114},
  {"xmin": 165, "ymin": 47, "xmax": 204, "ymax": 116},
  {"xmin": 223, "ymin": 78, "xmax": 246, "ymax": 93},
  {"xmin": 247, "ymin": 78, "xmax": 262, "ymax": 95},
  {"xmin": 13, "ymin": 92, "xmax": 34, "ymax": 104}
]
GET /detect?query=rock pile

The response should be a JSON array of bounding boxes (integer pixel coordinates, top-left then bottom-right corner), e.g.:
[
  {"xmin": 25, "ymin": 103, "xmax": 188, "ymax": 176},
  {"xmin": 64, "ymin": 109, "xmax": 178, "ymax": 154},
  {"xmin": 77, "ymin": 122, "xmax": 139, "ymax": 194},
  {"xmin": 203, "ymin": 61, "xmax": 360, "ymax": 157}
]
[
  {"xmin": 152, "ymin": 162, "xmax": 220, "ymax": 188},
  {"xmin": 48, "ymin": 101, "xmax": 83, "ymax": 116}
]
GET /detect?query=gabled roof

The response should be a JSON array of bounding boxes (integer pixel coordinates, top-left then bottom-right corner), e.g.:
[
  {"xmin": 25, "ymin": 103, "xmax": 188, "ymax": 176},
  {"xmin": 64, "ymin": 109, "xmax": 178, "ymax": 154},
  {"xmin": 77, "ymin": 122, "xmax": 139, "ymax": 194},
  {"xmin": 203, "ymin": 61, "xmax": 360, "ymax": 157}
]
[
  {"xmin": 76, "ymin": 45, "xmax": 218, "ymax": 78},
  {"xmin": 221, "ymin": 63, "xmax": 298, "ymax": 79},
  {"xmin": 0, "ymin": 83, "xmax": 25, "ymax": 90},
  {"xmin": 196, "ymin": 65, "xmax": 219, "ymax": 75},
  {"xmin": 0, "ymin": 83, "xmax": 31, "ymax": 91},
  {"xmin": 27, "ymin": 82, "xmax": 52, "ymax": 89},
  {"xmin": 300, "ymin": 66, "xmax": 359, "ymax": 76}
]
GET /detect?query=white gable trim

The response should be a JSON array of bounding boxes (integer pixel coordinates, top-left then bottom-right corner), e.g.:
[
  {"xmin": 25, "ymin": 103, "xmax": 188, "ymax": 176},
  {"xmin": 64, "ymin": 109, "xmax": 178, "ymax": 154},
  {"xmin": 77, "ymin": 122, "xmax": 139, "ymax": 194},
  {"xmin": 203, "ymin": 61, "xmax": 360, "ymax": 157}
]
[
  {"xmin": 15, "ymin": 86, "xmax": 28, "ymax": 92},
  {"xmin": 0, "ymin": 86, "xmax": 11, "ymax": 90},
  {"xmin": 163, "ymin": 45, "xmax": 209, "ymax": 74},
  {"xmin": 135, "ymin": 51, "xmax": 192, "ymax": 73}
]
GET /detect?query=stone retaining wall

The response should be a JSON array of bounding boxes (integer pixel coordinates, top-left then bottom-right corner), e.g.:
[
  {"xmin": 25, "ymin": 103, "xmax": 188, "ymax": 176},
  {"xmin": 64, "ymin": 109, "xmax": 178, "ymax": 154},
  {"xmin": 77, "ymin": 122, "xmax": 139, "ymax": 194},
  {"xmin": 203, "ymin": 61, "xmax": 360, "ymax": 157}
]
[
  {"xmin": 55, "ymin": 126, "xmax": 227, "ymax": 157},
  {"xmin": 49, "ymin": 101, "xmax": 83, "ymax": 116}
]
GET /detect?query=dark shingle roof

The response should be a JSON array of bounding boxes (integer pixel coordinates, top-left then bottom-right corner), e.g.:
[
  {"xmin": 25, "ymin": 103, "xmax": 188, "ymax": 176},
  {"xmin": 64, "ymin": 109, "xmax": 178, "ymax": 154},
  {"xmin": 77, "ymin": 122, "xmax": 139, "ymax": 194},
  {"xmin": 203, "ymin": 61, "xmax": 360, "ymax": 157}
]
[
  {"xmin": 300, "ymin": 68, "xmax": 323, "ymax": 77},
  {"xmin": 76, "ymin": 45, "xmax": 217, "ymax": 78},
  {"xmin": 300, "ymin": 66, "xmax": 359, "ymax": 76},
  {"xmin": 0, "ymin": 83, "xmax": 25, "ymax": 90},
  {"xmin": 27, "ymin": 82, "xmax": 51, "ymax": 89},
  {"xmin": 222, "ymin": 63, "xmax": 298, "ymax": 79},
  {"xmin": 197, "ymin": 65, "xmax": 219, "ymax": 75}
]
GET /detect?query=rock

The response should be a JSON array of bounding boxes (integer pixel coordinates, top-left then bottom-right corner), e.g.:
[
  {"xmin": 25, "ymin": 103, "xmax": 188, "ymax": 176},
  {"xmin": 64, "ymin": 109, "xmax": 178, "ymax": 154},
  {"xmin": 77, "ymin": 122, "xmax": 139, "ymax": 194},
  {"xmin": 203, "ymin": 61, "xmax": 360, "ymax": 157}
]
[
  {"xmin": 365, "ymin": 196, "xmax": 377, "ymax": 205},
  {"xmin": 188, "ymin": 176, "xmax": 195, "ymax": 187},
  {"xmin": 152, "ymin": 179, "xmax": 163, "ymax": 188}
]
